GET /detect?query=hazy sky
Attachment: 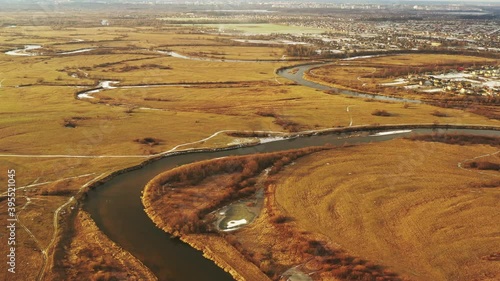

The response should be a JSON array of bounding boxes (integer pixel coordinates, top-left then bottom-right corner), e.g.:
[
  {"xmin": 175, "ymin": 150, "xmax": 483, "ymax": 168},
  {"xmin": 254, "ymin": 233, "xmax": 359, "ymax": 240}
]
[{"xmin": 1, "ymin": 0, "xmax": 499, "ymax": 3}]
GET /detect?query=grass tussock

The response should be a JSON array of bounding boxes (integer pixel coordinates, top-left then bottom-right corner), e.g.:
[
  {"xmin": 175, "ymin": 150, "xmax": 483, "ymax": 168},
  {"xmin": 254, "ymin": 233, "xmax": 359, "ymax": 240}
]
[{"xmin": 371, "ymin": 109, "xmax": 392, "ymax": 117}]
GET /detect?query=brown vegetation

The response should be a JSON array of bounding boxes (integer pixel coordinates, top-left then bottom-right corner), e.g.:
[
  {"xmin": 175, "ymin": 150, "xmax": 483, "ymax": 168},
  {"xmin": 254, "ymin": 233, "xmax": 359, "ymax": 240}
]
[
  {"xmin": 63, "ymin": 118, "xmax": 77, "ymax": 128},
  {"xmin": 118, "ymin": 63, "xmax": 172, "ymax": 72},
  {"xmin": 430, "ymin": 96, "xmax": 500, "ymax": 120},
  {"xmin": 134, "ymin": 137, "xmax": 162, "ymax": 146},
  {"xmin": 143, "ymin": 147, "xmax": 329, "ymax": 235},
  {"xmin": 226, "ymin": 131, "xmax": 279, "ymax": 138},
  {"xmin": 223, "ymin": 178, "xmax": 404, "ymax": 281},
  {"xmin": 371, "ymin": 109, "xmax": 392, "ymax": 116},
  {"xmin": 407, "ymin": 133, "xmax": 500, "ymax": 146},
  {"xmin": 482, "ymin": 252, "xmax": 500, "ymax": 261},
  {"xmin": 49, "ymin": 211, "xmax": 156, "ymax": 281},
  {"xmin": 255, "ymin": 110, "xmax": 303, "ymax": 132},
  {"xmin": 431, "ymin": 110, "xmax": 450, "ymax": 117},
  {"xmin": 469, "ymin": 179, "xmax": 500, "ymax": 188},
  {"xmin": 272, "ymin": 139, "xmax": 500, "ymax": 281},
  {"xmin": 284, "ymin": 45, "xmax": 317, "ymax": 57},
  {"xmin": 463, "ymin": 161, "xmax": 500, "ymax": 171}
]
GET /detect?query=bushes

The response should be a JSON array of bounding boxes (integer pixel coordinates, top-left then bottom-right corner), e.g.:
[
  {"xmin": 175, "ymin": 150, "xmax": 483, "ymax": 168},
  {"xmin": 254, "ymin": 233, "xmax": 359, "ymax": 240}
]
[
  {"xmin": 285, "ymin": 45, "xmax": 317, "ymax": 57},
  {"xmin": 431, "ymin": 110, "xmax": 449, "ymax": 117},
  {"xmin": 226, "ymin": 131, "xmax": 272, "ymax": 138},
  {"xmin": 271, "ymin": 215, "xmax": 293, "ymax": 224},
  {"xmin": 274, "ymin": 117, "xmax": 302, "ymax": 132},
  {"xmin": 254, "ymin": 110, "xmax": 303, "ymax": 132},
  {"xmin": 63, "ymin": 118, "xmax": 77, "ymax": 128},
  {"xmin": 464, "ymin": 161, "xmax": 500, "ymax": 171},
  {"xmin": 371, "ymin": 109, "xmax": 392, "ymax": 116},
  {"xmin": 118, "ymin": 63, "xmax": 172, "ymax": 72},
  {"xmin": 134, "ymin": 137, "xmax": 162, "ymax": 146},
  {"xmin": 255, "ymin": 110, "xmax": 279, "ymax": 118},
  {"xmin": 407, "ymin": 133, "xmax": 500, "ymax": 146}
]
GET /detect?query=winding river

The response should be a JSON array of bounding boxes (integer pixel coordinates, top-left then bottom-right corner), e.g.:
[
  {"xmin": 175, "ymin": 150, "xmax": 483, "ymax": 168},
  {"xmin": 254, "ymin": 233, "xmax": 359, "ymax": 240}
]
[
  {"xmin": 276, "ymin": 63, "xmax": 421, "ymax": 103},
  {"xmin": 71, "ymin": 57, "xmax": 497, "ymax": 281},
  {"xmin": 83, "ymin": 127, "xmax": 498, "ymax": 281}
]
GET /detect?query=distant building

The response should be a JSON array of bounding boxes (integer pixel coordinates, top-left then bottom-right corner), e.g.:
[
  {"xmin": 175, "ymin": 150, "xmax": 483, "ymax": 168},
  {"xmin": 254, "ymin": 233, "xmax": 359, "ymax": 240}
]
[{"xmin": 101, "ymin": 19, "xmax": 109, "ymax": 26}]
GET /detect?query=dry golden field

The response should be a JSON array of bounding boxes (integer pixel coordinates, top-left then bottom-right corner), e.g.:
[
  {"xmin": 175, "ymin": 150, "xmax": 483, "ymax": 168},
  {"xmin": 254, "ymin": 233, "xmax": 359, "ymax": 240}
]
[{"xmin": 273, "ymin": 138, "xmax": 499, "ymax": 281}]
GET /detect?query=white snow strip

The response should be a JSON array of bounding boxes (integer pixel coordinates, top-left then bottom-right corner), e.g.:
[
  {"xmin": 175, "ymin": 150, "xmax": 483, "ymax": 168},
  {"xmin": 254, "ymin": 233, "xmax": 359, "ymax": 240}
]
[
  {"xmin": 381, "ymin": 81, "xmax": 407, "ymax": 86},
  {"xmin": 99, "ymin": 81, "xmax": 119, "ymax": 89},
  {"xmin": 483, "ymin": 81, "xmax": 500, "ymax": 88},
  {"xmin": 225, "ymin": 219, "xmax": 248, "ymax": 229},
  {"xmin": 77, "ymin": 89, "xmax": 100, "ymax": 99},
  {"xmin": 421, "ymin": 88, "xmax": 444, "ymax": 93},
  {"xmin": 59, "ymin": 48, "xmax": 94, "ymax": 55},
  {"xmin": 259, "ymin": 136, "xmax": 286, "ymax": 143},
  {"xmin": 404, "ymin": 84, "xmax": 421, "ymax": 89},
  {"xmin": 138, "ymin": 107, "xmax": 163, "ymax": 111},
  {"xmin": 430, "ymin": 73, "xmax": 473, "ymax": 79},
  {"xmin": 370, "ymin": 130, "xmax": 412, "ymax": 136},
  {"xmin": 5, "ymin": 45, "xmax": 42, "ymax": 56},
  {"xmin": 342, "ymin": 55, "xmax": 379, "ymax": 61}
]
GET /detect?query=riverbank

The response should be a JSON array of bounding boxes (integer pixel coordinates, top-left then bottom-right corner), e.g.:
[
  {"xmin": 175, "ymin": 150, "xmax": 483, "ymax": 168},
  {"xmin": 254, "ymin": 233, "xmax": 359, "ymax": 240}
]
[
  {"xmin": 180, "ymin": 234, "xmax": 271, "ymax": 281},
  {"xmin": 48, "ymin": 210, "xmax": 157, "ymax": 281},
  {"xmin": 141, "ymin": 147, "xmax": 330, "ymax": 280}
]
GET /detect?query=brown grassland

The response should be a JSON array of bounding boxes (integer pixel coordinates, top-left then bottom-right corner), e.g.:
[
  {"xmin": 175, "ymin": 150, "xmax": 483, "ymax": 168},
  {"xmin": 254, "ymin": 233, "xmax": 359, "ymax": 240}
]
[
  {"xmin": 142, "ymin": 135, "xmax": 500, "ymax": 281},
  {"xmin": 273, "ymin": 138, "xmax": 499, "ymax": 281},
  {"xmin": 0, "ymin": 11, "xmax": 499, "ymax": 281},
  {"xmin": 143, "ymin": 146, "xmax": 409, "ymax": 281}
]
